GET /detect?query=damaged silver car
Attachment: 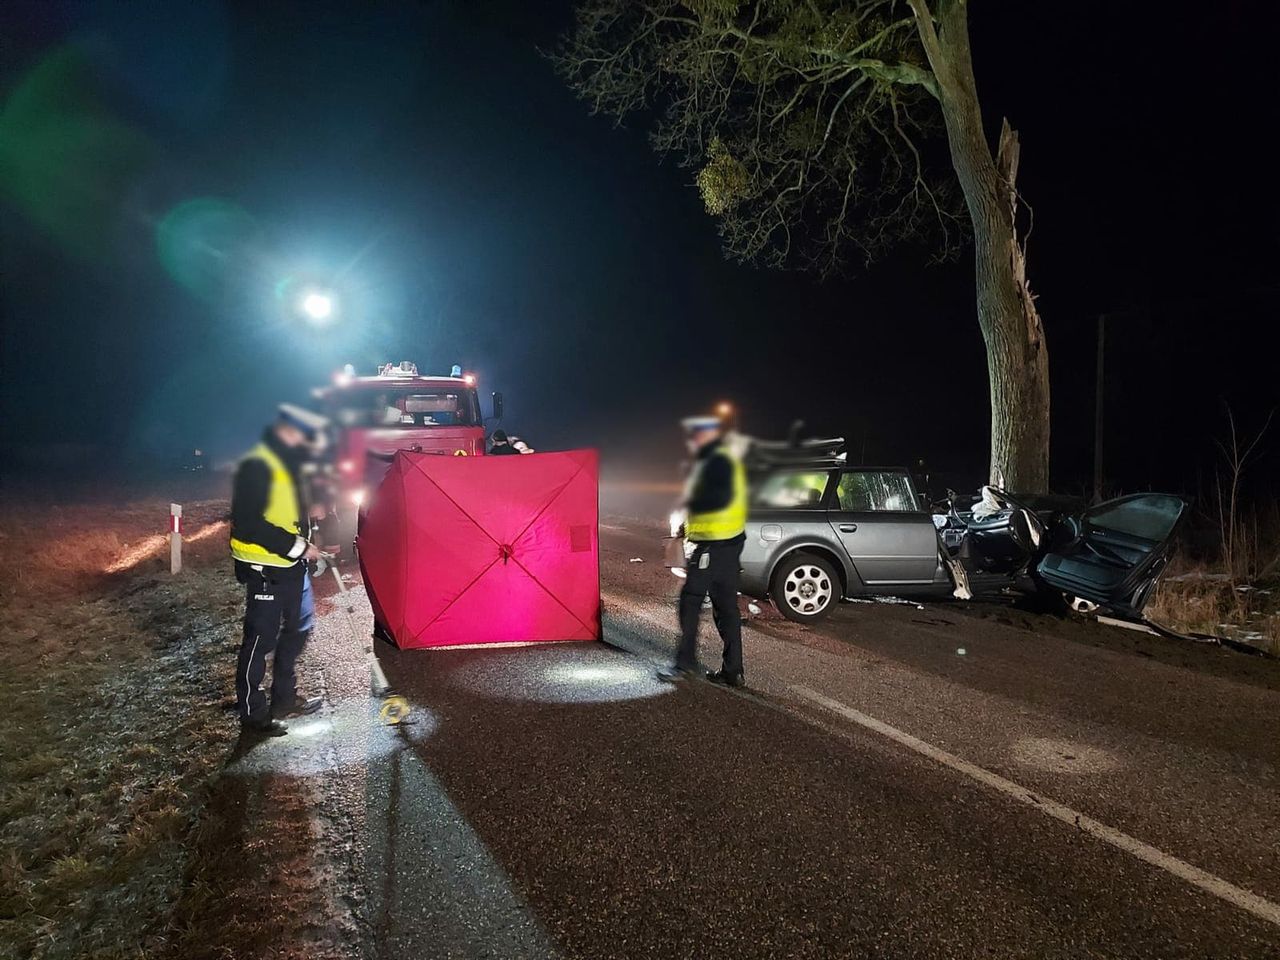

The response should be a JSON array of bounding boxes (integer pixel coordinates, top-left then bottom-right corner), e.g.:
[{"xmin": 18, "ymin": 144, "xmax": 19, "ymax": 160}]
[{"xmin": 672, "ymin": 438, "xmax": 1186, "ymax": 624}]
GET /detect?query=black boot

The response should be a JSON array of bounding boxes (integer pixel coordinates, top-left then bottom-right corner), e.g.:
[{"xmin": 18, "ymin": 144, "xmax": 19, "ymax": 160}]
[
  {"xmin": 272, "ymin": 696, "xmax": 323, "ymax": 719},
  {"xmin": 657, "ymin": 664, "xmax": 701, "ymax": 683},
  {"xmin": 242, "ymin": 717, "xmax": 289, "ymax": 737},
  {"xmin": 707, "ymin": 669, "xmax": 746, "ymax": 688}
]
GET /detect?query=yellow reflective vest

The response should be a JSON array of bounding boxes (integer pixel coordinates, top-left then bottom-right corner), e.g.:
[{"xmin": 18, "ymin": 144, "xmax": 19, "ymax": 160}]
[
  {"xmin": 685, "ymin": 448, "xmax": 748, "ymax": 542},
  {"xmin": 229, "ymin": 442, "xmax": 302, "ymax": 567}
]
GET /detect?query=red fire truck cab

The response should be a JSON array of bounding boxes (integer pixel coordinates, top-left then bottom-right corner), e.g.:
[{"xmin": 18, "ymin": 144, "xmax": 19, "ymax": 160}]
[{"xmin": 312, "ymin": 360, "xmax": 503, "ymax": 551}]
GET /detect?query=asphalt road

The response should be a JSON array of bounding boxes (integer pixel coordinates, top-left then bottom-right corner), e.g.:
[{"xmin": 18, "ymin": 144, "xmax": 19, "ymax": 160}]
[{"xmin": 240, "ymin": 517, "xmax": 1280, "ymax": 959}]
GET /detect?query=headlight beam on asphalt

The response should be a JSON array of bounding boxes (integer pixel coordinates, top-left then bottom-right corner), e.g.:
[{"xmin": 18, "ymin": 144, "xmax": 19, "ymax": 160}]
[{"xmin": 449, "ymin": 648, "xmax": 673, "ymax": 704}]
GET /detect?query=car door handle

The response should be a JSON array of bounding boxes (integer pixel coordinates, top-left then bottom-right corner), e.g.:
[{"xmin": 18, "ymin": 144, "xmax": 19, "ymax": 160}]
[{"xmin": 839, "ymin": 523, "xmax": 858, "ymax": 533}]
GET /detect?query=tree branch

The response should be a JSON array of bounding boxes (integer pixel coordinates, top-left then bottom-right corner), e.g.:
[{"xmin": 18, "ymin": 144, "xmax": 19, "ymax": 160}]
[{"xmin": 553, "ymin": 0, "xmax": 964, "ymax": 275}]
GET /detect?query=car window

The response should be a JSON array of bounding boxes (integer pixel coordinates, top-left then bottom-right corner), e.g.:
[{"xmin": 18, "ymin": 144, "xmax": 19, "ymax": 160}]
[
  {"xmin": 754, "ymin": 471, "xmax": 830, "ymax": 509},
  {"xmin": 1086, "ymin": 494, "xmax": 1183, "ymax": 541},
  {"xmin": 837, "ymin": 471, "xmax": 918, "ymax": 512}
]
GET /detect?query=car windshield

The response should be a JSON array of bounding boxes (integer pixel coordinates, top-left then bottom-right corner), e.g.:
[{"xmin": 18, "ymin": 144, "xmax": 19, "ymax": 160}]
[{"xmin": 327, "ymin": 387, "xmax": 480, "ymax": 428}]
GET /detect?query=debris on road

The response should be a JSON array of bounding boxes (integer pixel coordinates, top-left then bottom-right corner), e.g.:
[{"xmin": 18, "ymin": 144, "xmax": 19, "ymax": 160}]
[
  {"xmin": 1098, "ymin": 615, "xmax": 1160, "ymax": 636},
  {"xmin": 629, "ymin": 557, "xmax": 645, "ymax": 563},
  {"xmin": 850, "ymin": 596, "xmax": 925, "ymax": 609}
]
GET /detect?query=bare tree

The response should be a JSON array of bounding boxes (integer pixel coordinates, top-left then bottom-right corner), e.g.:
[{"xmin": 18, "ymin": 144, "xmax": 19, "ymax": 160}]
[
  {"xmin": 555, "ymin": 0, "xmax": 1051, "ymax": 492},
  {"xmin": 1214, "ymin": 404, "xmax": 1273, "ymax": 587}
]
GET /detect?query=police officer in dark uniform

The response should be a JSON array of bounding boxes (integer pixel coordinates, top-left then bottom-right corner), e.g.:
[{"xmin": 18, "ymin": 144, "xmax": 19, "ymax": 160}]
[
  {"xmin": 229, "ymin": 404, "xmax": 327, "ymax": 736},
  {"xmin": 660, "ymin": 415, "xmax": 749, "ymax": 687},
  {"xmin": 488, "ymin": 429, "xmax": 519, "ymax": 455}
]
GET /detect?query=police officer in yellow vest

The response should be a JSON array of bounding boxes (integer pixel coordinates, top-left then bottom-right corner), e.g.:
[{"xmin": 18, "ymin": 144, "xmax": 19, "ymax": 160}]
[
  {"xmin": 229, "ymin": 404, "xmax": 327, "ymax": 736},
  {"xmin": 660, "ymin": 415, "xmax": 749, "ymax": 687}
]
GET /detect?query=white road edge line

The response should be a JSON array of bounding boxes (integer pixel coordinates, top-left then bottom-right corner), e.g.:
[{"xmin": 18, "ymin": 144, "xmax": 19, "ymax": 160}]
[
  {"xmin": 791, "ymin": 684, "xmax": 1280, "ymax": 929},
  {"xmin": 602, "ymin": 588, "xmax": 1280, "ymax": 927}
]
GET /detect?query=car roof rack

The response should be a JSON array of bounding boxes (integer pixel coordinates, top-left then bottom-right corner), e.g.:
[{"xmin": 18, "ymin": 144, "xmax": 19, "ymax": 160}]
[
  {"xmin": 744, "ymin": 436, "xmax": 848, "ymax": 474},
  {"xmin": 749, "ymin": 436, "xmax": 846, "ymax": 453}
]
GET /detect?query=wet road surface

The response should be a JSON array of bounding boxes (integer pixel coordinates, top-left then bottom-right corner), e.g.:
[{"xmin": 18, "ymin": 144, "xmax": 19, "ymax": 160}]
[{"xmin": 234, "ymin": 518, "xmax": 1280, "ymax": 958}]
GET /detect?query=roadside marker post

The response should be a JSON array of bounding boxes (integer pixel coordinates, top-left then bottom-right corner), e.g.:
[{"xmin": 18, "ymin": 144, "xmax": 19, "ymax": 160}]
[{"xmin": 170, "ymin": 503, "xmax": 182, "ymax": 574}]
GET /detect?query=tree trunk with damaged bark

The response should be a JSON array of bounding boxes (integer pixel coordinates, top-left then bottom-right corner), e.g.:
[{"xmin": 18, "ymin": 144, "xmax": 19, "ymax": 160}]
[
  {"xmin": 913, "ymin": 0, "xmax": 1050, "ymax": 493},
  {"xmin": 559, "ymin": 0, "xmax": 1053, "ymax": 492}
]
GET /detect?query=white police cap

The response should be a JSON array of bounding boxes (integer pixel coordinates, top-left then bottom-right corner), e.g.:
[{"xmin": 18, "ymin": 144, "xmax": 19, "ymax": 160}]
[
  {"xmin": 277, "ymin": 403, "xmax": 329, "ymax": 439},
  {"xmin": 681, "ymin": 415, "xmax": 722, "ymax": 433}
]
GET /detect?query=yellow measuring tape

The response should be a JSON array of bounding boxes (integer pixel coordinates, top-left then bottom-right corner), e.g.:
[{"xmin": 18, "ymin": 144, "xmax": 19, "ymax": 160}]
[
  {"xmin": 379, "ymin": 695, "xmax": 411, "ymax": 725},
  {"xmin": 328, "ymin": 562, "xmax": 412, "ymax": 727}
]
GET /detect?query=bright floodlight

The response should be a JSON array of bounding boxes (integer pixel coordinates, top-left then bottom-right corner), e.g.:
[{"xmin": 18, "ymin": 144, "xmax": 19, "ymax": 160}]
[{"xmin": 300, "ymin": 290, "xmax": 334, "ymax": 322}]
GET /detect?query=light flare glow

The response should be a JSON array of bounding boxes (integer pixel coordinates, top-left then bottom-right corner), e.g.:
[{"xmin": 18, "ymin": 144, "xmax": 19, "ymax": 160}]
[
  {"xmin": 300, "ymin": 290, "xmax": 334, "ymax": 322},
  {"xmin": 103, "ymin": 521, "xmax": 228, "ymax": 573}
]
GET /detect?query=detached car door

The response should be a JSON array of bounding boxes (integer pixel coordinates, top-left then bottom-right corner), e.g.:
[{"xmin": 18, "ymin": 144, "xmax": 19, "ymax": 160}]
[
  {"xmin": 1036, "ymin": 493, "xmax": 1186, "ymax": 616},
  {"xmin": 829, "ymin": 470, "xmax": 939, "ymax": 586}
]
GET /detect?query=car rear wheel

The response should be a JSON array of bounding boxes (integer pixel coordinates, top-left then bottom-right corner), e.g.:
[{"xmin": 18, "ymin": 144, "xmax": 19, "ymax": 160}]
[{"xmin": 772, "ymin": 553, "xmax": 839, "ymax": 623}]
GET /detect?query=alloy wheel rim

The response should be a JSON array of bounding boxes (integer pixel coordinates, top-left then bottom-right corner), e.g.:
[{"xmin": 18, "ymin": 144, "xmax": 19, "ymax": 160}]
[{"xmin": 783, "ymin": 565, "xmax": 832, "ymax": 615}]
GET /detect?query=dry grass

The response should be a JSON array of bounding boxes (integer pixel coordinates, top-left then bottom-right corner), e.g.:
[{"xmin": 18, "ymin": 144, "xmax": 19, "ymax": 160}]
[
  {"xmin": 163, "ymin": 770, "xmax": 347, "ymax": 960},
  {"xmin": 1146, "ymin": 554, "xmax": 1280, "ymax": 657},
  {"xmin": 0, "ymin": 496, "xmax": 229, "ymax": 594},
  {"xmin": 0, "ymin": 486, "xmax": 356, "ymax": 959},
  {"xmin": 0, "ymin": 494, "xmax": 244, "ymax": 960}
]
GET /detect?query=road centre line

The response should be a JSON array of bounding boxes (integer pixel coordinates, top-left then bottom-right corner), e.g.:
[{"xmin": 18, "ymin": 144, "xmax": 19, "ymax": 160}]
[{"xmin": 791, "ymin": 685, "xmax": 1280, "ymax": 930}]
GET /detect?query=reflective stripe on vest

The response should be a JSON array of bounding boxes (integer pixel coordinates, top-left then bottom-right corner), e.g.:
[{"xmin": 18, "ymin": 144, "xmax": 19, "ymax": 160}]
[
  {"xmin": 685, "ymin": 450, "xmax": 748, "ymax": 542},
  {"xmin": 229, "ymin": 442, "xmax": 301, "ymax": 567}
]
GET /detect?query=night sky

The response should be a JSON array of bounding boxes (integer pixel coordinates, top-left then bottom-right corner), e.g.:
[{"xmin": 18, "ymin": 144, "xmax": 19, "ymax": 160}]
[{"xmin": 1, "ymin": 0, "xmax": 1276, "ymax": 497}]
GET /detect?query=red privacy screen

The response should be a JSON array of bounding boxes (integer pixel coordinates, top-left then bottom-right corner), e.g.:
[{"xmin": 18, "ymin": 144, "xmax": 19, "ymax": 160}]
[{"xmin": 357, "ymin": 449, "xmax": 600, "ymax": 649}]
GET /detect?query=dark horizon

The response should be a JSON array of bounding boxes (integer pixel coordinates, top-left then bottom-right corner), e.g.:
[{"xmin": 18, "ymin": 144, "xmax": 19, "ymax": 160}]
[{"xmin": 2, "ymin": 0, "xmax": 1276, "ymax": 498}]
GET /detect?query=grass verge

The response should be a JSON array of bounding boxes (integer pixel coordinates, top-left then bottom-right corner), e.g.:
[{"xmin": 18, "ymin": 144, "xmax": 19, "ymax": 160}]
[
  {"xmin": 1146, "ymin": 556, "xmax": 1279, "ymax": 657},
  {"xmin": 0, "ymin": 497, "xmax": 243, "ymax": 959}
]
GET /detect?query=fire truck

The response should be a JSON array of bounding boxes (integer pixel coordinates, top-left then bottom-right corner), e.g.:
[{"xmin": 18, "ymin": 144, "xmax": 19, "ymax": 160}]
[{"xmin": 311, "ymin": 360, "xmax": 503, "ymax": 552}]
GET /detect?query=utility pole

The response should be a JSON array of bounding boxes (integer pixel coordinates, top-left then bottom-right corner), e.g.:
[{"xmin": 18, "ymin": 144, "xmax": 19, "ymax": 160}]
[{"xmin": 1093, "ymin": 314, "xmax": 1106, "ymax": 504}]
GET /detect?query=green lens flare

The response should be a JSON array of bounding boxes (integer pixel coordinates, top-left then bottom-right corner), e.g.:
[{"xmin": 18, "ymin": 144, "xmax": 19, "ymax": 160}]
[
  {"xmin": 0, "ymin": 46, "xmax": 153, "ymax": 259},
  {"xmin": 156, "ymin": 197, "xmax": 256, "ymax": 296}
]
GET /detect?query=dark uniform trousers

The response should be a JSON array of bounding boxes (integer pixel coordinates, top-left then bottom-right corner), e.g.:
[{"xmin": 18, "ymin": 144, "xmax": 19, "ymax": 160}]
[
  {"xmin": 675, "ymin": 533, "xmax": 746, "ymax": 675},
  {"xmin": 236, "ymin": 565, "xmax": 314, "ymax": 722}
]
